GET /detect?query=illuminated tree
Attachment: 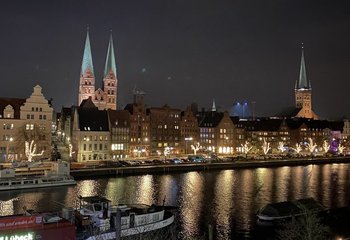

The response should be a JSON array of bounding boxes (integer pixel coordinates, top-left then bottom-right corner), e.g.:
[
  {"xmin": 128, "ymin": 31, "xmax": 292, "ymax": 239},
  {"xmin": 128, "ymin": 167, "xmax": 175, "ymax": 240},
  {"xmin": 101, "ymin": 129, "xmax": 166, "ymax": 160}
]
[
  {"xmin": 338, "ymin": 143, "xmax": 345, "ymax": 155},
  {"xmin": 25, "ymin": 140, "xmax": 44, "ymax": 162},
  {"xmin": 278, "ymin": 141, "xmax": 285, "ymax": 153},
  {"xmin": 261, "ymin": 138, "xmax": 271, "ymax": 155},
  {"xmin": 305, "ymin": 138, "xmax": 317, "ymax": 154},
  {"xmin": 291, "ymin": 143, "xmax": 302, "ymax": 154},
  {"xmin": 322, "ymin": 140, "xmax": 330, "ymax": 154},
  {"xmin": 164, "ymin": 147, "xmax": 171, "ymax": 157},
  {"xmin": 191, "ymin": 142, "xmax": 201, "ymax": 155},
  {"xmin": 241, "ymin": 141, "xmax": 253, "ymax": 155},
  {"xmin": 69, "ymin": 143, "xmax": 75, "ymax": 158}
]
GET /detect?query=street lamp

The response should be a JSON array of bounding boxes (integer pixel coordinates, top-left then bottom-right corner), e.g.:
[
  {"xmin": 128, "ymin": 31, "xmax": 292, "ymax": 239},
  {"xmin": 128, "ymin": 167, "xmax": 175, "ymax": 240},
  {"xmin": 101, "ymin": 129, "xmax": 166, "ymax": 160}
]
[
  {"xmin": 185, "ymin": 137, "xmax": 193, "ymax": 155},
  {"xmin": 6, "ymin": 137, "xmax": 13, "ymax": 162}
]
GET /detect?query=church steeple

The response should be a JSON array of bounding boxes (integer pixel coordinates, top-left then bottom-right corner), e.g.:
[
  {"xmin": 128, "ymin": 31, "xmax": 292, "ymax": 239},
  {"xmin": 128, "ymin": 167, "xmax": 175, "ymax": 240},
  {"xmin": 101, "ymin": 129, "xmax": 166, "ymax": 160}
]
[
  {"xmin": 295, "ymin": 44, "xmax": 310, "ymax": 90},
  {"xmin": 102, "ymin": 31, "xmax": 118, "ymax": 110},
  {"xmin": 81, "ymin": 28, "xmax": 94, "ymax": 76},
  {"xmin": 211, "ymin": 98, "xmax": 216, "ymax": 112},
  {"xmin": 103, "ymin": 33, "xmax": 117, "ymax": 78},
  {"xmin": 294, "ymin": 44, "xmax": 318, "ymax": 119}
]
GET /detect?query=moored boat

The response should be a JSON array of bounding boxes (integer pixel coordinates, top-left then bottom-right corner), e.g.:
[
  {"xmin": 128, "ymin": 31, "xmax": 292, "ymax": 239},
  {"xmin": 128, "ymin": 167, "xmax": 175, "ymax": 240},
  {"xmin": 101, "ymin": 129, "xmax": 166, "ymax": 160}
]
[
  {"xmin": 257, "ymin": 198, "xmax": 325, "ymax": 222},
  {"xmin": 0, "ymin": 160, "xmax": 76, "ymax": 191},
  {"xmin": 75, "ymin": 196, "xmax": 176, "ymax": 240},
  {"xmin": 0, "ymin": 210, "xmax": 76, "ymax": 240}
]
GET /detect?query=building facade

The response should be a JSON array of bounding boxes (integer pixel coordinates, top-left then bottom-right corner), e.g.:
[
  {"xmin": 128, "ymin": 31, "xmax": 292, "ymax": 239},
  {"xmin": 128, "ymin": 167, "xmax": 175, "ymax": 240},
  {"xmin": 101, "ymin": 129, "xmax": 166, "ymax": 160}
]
[
  {"xmin": 0, "ymin": 85, "xmax": 53, "ymax": 161},
  {"xmin": 149, "ymin": 105, "xmax": 181, "ymax": 156},
  {"xmin": 124, "ymin": 90, "xmax": 151, "ymax": 157}
]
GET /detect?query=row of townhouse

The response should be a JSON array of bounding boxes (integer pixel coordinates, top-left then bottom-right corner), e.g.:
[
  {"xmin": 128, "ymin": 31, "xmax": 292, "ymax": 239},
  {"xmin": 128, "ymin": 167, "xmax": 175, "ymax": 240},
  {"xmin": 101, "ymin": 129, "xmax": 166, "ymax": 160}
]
[
  {"xmin": 234, "ymin": 118, "xmax": 344, "ymax": 153},
  {"xmin": 59, "ymin": 94, "xmax": 345, "ymax": 162},
  {"xmin": 0, "ymin": 85, "xmax": 53, "ymax": 161}
]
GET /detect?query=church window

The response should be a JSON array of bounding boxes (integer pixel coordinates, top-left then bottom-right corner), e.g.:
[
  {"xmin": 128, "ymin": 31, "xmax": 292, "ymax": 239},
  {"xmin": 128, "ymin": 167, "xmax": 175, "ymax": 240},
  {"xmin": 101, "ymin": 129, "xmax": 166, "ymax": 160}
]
[
  {"xmin": 27, "ymin": 114, "xmax": 30, "ymax": 119},
  {"xmin": 43, "ymin": 115, "xmax": 46, "ymax": 120},
  {"xmin": 32, "ymin": 107, "xmax": 34, "ymax": 111},
  {"xmin": 31, "ymin": 114, "xmax": 34, "ymax": 119},
  {"xmin": 39, "ymin": 115, "xmax": 42, "ymax": 120}
]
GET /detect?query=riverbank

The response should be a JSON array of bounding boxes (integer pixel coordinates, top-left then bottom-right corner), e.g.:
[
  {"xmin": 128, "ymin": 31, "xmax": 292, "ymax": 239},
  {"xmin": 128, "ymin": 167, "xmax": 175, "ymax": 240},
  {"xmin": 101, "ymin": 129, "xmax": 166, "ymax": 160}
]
[{"xmin": 70, "ymin": 156, "xmax": 350, "ymax": 178}]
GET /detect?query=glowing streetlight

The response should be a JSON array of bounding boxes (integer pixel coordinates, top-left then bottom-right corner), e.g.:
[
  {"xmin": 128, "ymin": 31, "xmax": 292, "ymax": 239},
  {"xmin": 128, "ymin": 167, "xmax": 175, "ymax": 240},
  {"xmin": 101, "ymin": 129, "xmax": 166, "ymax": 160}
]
[{"xmin": 6, "ymin": 137, "xmax": 13, "ymax": 162}]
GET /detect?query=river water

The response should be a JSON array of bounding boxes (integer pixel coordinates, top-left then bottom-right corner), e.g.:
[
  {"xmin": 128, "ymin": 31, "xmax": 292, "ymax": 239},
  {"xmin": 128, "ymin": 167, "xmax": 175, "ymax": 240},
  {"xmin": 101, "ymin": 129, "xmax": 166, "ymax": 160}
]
[{"xmin": 1, "ymin": 163, "xmax": 350, "ymax": 239}]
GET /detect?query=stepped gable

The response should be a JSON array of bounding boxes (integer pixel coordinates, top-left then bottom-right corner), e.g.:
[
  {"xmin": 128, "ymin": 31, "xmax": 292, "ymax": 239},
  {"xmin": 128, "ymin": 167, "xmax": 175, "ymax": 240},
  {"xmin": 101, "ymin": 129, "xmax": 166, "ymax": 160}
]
[{"xmin": 0, "ymin": 97, "xmax": 26, "ymax": 119}]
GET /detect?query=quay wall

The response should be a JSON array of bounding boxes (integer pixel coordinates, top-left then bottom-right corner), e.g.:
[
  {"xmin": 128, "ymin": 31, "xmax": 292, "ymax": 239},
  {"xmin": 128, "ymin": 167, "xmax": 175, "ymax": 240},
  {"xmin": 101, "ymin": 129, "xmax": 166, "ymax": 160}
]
[{"xmin": 70, "ymin": 157, "xmax": 350, "ymax": 179}]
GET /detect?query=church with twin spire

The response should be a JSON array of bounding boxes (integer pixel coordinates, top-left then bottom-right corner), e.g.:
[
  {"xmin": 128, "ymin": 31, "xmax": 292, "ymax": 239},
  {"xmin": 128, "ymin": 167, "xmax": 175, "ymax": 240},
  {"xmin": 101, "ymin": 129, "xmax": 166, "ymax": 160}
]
[{"xmin": 78, "ymin": 29, "xmax": 118, "ymax": 110}]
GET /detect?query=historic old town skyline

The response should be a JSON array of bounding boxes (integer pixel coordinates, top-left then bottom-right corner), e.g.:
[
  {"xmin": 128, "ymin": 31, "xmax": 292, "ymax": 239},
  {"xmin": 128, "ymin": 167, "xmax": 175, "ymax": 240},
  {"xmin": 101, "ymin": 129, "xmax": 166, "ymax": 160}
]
[{"xmin": 0, "ymin": 0, "xmax": 350, "ymax": 119}]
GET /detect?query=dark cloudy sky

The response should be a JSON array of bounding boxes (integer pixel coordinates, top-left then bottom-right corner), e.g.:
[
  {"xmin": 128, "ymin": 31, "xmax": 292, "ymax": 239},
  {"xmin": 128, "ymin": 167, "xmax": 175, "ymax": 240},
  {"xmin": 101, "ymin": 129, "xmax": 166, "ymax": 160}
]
[{"xmin": 0, "ymin": 0, "xmax": 350, "ymax": 119}]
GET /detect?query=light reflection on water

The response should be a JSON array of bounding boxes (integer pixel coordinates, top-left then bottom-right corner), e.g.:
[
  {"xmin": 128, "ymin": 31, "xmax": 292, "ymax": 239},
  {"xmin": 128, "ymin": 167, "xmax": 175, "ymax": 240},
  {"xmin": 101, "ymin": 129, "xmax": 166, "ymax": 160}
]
[{"xmin": 1, "ymin": 163, "xmax": 350, "ymax": 238}]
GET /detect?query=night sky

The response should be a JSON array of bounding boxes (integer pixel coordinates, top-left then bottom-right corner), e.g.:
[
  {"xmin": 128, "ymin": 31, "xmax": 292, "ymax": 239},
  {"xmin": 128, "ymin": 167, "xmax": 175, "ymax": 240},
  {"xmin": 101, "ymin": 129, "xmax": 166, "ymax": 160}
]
[{"xmin": 1, "ymin": 0, "xmax": 350, "ymax": 119}]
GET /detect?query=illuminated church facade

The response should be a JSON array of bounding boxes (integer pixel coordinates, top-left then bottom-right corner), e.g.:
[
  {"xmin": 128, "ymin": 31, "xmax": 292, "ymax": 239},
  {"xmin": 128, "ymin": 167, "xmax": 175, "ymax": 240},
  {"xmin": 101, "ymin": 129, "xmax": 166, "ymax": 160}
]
[{"xmin": 78, "ymin": 30, "xmax": 118, "ymax": 110}]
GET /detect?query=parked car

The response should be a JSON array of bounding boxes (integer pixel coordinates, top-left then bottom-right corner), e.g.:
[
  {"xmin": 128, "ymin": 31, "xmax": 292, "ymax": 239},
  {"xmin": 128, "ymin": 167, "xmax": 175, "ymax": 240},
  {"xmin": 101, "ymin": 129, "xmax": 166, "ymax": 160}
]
[{"xmin": 170, "ymin": 158, "xmax": 183, "ymax": 164}]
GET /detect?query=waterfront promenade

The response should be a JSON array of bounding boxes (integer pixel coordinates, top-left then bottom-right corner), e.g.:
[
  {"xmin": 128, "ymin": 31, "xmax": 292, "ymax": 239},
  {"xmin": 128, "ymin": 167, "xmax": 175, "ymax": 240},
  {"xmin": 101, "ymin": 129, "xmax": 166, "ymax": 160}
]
[{"xmin": 70, "ymin": 156, "xmax": 350, "ymax": 178}]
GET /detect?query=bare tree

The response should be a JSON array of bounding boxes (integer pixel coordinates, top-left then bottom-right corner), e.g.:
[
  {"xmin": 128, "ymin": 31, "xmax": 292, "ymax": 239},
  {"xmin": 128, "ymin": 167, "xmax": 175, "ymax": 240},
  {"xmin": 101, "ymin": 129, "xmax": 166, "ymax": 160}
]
[
  {"xmin": 241, "ymin": 141, "xmax": 253, "ymax": 158},
  {"xmin": 305, "ymin": 138, "xmax": 317, "ymax": 155},
  {"xmin": 25, "ymin": 140, "xmax": 44, "ymax": 162},
  {"xmin": 190, "ymin": 142, "xmax": 201, "ymax": 155},
  {"xmin": 322, "ymin": 140, "xmax": 330, "ymax": 154},
  {"xmin": 290, "ymin": 143, "xmax": 303, "ymax": 155},
  {"xmin": 277, "ymin": 205, "xmax": 329, "ymax": 240},
  {"xmin": 261, "ymin": 138, "xmax": 271, "ymax": 155},
  {"xmin": 278, "ymin": 141, "xmax": 285, "ymax": 154}
]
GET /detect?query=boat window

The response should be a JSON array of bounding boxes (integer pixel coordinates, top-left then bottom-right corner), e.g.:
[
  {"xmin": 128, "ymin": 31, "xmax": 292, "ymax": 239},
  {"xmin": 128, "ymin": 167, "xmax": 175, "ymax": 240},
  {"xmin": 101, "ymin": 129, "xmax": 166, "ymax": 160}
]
[
  {"xmin": 0, "ymin": 182, "xmax": 9, "ymax": 186},
  {"xmin": 12, "ymin": 181, "xmax": 21, "ymax": 185},
  {"xmin": 94, "ymin": 204, "xmax": 102, "ymax": 211},
  {"xmin": 139, "ymin": 216, "xmax": 146, "ymax": 225},
  {"xmin": 121, "ymin": 218, "xmax": 127, "ymax": 226},
  {"xmin": 152, "ymin": 214, "xmax": 159, "ymax": 221},
  {"xmin": 24, "ymin": 180, "xmax": 34, "ymax": 184}
]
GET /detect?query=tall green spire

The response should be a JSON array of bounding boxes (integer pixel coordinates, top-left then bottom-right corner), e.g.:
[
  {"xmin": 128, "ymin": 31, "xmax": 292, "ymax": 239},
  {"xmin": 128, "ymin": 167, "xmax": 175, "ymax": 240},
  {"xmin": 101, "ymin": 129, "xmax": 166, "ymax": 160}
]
[
  {"xmin": 81, "ymin": 28, "xmax": 94, "ymax": 76},
  {"xmin": 295, "ymin": 44, "xmax": 311, "ymax": 90},
  {"xmin": 104, "ymin": 33, "xmax": 117, "ymax": 78}
]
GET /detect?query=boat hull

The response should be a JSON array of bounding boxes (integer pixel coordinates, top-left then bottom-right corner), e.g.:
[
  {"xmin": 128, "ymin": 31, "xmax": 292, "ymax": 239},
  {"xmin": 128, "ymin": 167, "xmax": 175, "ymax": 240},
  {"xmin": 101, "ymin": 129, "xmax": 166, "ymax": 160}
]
[
  {"xmin": 85, "ymin": 214, "xmax": 175, "ymax": 240},
  {"xmin": 0, "ymin": 177, "xmax": 76, "ymax": 191}
]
